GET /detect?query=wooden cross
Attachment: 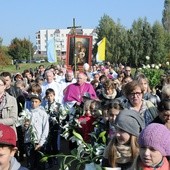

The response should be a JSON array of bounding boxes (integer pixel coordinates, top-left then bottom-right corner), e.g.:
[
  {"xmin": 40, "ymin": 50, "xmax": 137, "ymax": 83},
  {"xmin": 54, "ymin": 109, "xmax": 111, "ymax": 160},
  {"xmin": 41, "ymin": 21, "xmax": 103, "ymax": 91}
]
[{"xmin": 67, "ymin": 18, "xmax": 81, "ymax": 74}]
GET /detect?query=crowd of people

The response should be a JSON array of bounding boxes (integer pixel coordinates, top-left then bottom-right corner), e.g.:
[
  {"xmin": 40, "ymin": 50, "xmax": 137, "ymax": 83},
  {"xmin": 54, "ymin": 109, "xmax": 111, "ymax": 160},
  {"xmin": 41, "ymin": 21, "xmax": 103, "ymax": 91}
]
[{"xmin": 0, "ymin": 62, "xmax": 170, "ymax": 169}]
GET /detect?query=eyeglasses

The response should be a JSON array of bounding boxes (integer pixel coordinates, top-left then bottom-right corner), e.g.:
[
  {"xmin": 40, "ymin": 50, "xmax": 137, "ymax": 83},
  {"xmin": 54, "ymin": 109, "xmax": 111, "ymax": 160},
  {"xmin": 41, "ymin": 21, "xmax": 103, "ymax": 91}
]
[{"xmin": 129, "ymin": 92, "xmax": 142, "ymax": 96}]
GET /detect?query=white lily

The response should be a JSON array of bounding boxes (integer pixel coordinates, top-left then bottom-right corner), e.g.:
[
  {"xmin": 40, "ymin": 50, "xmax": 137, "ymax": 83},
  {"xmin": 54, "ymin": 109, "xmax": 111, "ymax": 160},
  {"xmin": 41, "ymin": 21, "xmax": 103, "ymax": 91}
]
[
  {"xmin": 146, "ymin": 64, "xmax": 150, "ymax": 68},
  {"xmin": 151, "ymin": 64, "xmax": 155, "ymax": 68},
  {"xmin": 155, "ymin": 65, "xmax": 159, "ymax": 69},
  {"xmin": 142, "ymin": 65, "xmax": 146, "ymax": 69},
  {"xmin": 146, "ymin": 56, "xmax": 150, "ymax": 60}
]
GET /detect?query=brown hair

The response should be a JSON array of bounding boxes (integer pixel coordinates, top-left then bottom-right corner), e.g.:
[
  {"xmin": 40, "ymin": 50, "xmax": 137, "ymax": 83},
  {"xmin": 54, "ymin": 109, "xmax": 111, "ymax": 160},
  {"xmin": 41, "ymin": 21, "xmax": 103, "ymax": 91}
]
[
  {"xmin": 109, "ymin": 100, "xmax": 123, "ymax": 110},
  {"xmin": 0, "ymin": 72, "xmax": 12, "ymax": 79},
  {"xmin": 45, "ymin": 88, "xmax": 55, "ymax": 96},
  {"xmin": 123, "ymin": 80, "xmax": 144, "ymax": 97},
  {"xmin": 0, "ymin": 76, "xmax": 6, "ymax": 85},
  {"xmin": 27, "ymin": 83, "xmax": 42, "ymax": 94},
  {"xmin": 135, "ymin": 73, "xmax": 151, "ymax": 92},
  {"xmin": 103, "ymin": 79, "xmax": 115, "ymax": 90},
  {"xmin": 107, "ymin": 135, "xmax": 139, "ymax": 167},
  {"xmin": 15, "ymin": 80, "xmax": 26, "ymax": 88}
]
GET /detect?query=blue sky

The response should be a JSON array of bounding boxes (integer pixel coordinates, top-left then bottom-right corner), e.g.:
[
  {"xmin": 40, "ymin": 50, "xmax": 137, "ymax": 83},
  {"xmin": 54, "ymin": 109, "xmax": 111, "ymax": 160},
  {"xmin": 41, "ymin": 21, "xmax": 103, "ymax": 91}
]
[{"xmin": 0, "ymin": 0, "xmax": 164, "ymax": 46}]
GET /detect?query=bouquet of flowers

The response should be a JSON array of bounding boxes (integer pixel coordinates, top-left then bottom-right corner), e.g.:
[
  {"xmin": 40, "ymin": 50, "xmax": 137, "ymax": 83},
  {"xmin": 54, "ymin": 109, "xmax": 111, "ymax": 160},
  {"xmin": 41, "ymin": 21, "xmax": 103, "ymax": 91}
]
[
  {"xmin": 16, "ymin": 109, "xmax": 38, "ymax": 146},
  {"xmin": 140, "ymin": 56, "xmax": 164, "ymax": 88},
  {"xmin": 141, "ymin": 64, "xmax": 163, "ymax": 88},
  {"xmin": 16, "ymin": 109, "xmax": 31, "ymax": 127},
  {"xmin": 57, "ymin": 130, "xmax": 106, "ymax": 170}
]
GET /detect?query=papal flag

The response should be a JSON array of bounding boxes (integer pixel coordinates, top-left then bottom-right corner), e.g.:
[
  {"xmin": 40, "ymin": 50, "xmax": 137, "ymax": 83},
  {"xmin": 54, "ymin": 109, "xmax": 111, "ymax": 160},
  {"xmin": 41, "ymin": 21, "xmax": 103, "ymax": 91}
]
[
  {"xmin": 47, "ymin": 38, "xmax": 57, "ymax": 63},
  {"xmin": 96, "ymin": 37, "xmax": 106, "ymax": 62}
]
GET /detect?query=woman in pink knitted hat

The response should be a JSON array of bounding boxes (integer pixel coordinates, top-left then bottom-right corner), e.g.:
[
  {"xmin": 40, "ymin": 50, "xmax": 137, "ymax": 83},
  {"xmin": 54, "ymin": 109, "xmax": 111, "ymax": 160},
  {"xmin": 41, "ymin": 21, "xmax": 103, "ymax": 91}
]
[{"xmin": 134, "ymin": 123, "xmax": 170, "ymax": 169}]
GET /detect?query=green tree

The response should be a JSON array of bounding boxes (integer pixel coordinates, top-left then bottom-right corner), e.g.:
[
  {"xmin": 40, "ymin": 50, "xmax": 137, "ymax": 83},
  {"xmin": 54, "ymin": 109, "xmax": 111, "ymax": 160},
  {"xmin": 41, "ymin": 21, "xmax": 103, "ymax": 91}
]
[
  {"xmin": 95, "ymin": 14, "xmax": 116, "ymax": 61},
  {"xmin": 164, "ymin": 31, "xmax": 170, "ymax": 61},
  {"xmin": 141, "ymin": 18, "xmax": 153, "ymax": 60},
  {"xmin": 129, "ymin": 18, "xmax": 144, "ymax": 67},
  {"xmin": 0, "ymin": 37, "xmax": 3, "ymax": 47},
  {"xmin": 151, "ymin": 21, "xmax": 166, "ymax": 64},
  {"xmin": 113, "ymin": 21, "xmax": 129, "ymax": 64},
  {"xmin": 162, "ymin": 0, "xmax": 170, "ymax": 32},
  {"xmin": 128, "ymin": 18, "xmax": 153, "ymax": 67},
  {"xmin": 8, "ymin": 38, "xmax": 34, "ymax": 61},
  {"xmin": 0, "ymin": 45, "xmax": 12, "ymax": 67},
  {"xmin": 95, "ymin": 13, "xmax": 170, "ymax": 67},
  {"xmin": 95, "ymin": 14, "xmax": 130, "ymax": 64}
]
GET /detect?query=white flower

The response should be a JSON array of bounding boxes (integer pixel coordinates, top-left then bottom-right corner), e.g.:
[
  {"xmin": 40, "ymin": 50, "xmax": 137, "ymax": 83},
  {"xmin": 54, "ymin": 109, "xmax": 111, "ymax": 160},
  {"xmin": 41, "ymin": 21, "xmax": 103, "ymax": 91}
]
[
  {"xmin": 16, "ymin": 109, "xmax": 31, "ymax": 127},
  {"xmin": 142, "ymin": 65, "xmax": 146, "ymax": 69},
  {"xmin": 139, "ymin": 68, "xmax": 142, "ymax": 70},
  {"xmin": 70, "ymin": 136, "xmax": 82, "ymax": 145},
  {"xmin": 158, "ymin": 64, "xmax": 162, "ymax": 67},
  {"xmin": 155, "ymin": 65, "xmax": 159, "ymax": 69},
  {"xmin": 95, "ymin": 145, "xmax": 105, "ymax": 156},
  {"xmin": 77, "ymin": 143, "xmax": 86, "ymax": 158},
  {"xmin": 61, "ymin": 131, "xmax": 70, "ymax": 139},
  {"xmin": 146, "ymin": 64, "xmax": 150, "ymax": 68},
  {"xmin": 166, "ymin": 61, "xmax": 169, "ymax": 66},
  {"xmin": 146, "ymin": 56, "xmax": 150, "ymax": 60},
  {"xmin": 74, "ymin": 118, "xmax": 82, "ymax": 128},
  {"xmin": 151, "ymin": 64, "xmax": 155, "ymax": 68}
]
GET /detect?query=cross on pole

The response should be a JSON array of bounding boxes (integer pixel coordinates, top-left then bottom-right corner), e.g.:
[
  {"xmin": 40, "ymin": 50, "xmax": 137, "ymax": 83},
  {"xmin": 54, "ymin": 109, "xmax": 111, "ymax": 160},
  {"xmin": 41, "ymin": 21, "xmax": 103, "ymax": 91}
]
[{"xmin": 67, "ymin": 18, "xmax": 81, "ymax": 74}]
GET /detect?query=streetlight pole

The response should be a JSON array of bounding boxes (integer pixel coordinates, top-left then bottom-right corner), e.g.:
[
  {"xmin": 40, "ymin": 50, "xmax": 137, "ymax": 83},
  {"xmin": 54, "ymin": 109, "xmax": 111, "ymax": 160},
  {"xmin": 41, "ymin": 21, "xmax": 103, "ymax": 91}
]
[{"xmin": 29, "ymin": 36, "xmax": 31, "ymax": 63}]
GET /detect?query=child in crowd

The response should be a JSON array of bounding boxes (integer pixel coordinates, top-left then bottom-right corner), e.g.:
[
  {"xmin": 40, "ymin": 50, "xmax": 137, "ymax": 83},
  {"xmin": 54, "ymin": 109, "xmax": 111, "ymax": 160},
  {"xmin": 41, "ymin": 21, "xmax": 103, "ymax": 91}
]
[
  {"xmin": 78, "ymin": 99, "xmax": 97, "ymax": 143},
  {"xmin": 15, "ymin": 80, "xmax": 28, "ymax": 99},
  {"xmin": 107, "ymin": 100, "xmax": 123, "ymax": 140},
  {"xmin": 0, "ymin": 124, "xmax": 28, "ymax": 170},
  {"xmin": 44, "ymin": 88, "xmax": 62, "ymax": 166},
  {"xmin": 93, "ymin": 102, "xmax": 110, "ymax": 142},
  {"xmin": 102, "ymin": 109, "xmax": 145, "ymax": 170},
  {"xmin": 152, "ymin": 99, "xmax": 170, "ymax": 129},
  {"xmin": 23, "ymin": 94, "xmax": 49, "ymax": 170},
  {"xmin": 96, "ymin": 99, "xmax": 123, "ymax": 143},
  {"xmin": 25, "ymin": 83, "xmax": 42, "ymax": 110},
  {"xmin": 135, "ymin": 123, "xmax": 170, "ymax": 169}
]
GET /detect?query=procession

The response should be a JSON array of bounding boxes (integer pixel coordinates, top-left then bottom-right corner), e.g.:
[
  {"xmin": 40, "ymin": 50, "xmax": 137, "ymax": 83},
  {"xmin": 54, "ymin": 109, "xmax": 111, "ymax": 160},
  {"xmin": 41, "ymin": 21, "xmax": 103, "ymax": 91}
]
[{"xmin": 1, "ymin": 0, "xmax": 170, "ymax": 170}]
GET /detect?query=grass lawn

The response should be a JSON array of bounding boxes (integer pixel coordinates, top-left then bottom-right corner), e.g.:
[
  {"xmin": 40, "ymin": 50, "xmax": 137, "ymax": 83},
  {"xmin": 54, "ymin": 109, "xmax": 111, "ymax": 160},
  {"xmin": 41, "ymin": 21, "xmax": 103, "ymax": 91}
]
[{"xmin": 0, "ymin": 62, "xmax": 54, "ymax": 74}]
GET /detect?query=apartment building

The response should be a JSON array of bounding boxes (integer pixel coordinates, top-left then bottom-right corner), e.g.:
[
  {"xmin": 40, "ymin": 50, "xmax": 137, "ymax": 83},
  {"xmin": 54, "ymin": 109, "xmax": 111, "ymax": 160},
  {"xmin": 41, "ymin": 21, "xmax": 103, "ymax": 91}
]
[{"xmin": 35, "ymin": 28, "xmax": 97, "ymax": 57}]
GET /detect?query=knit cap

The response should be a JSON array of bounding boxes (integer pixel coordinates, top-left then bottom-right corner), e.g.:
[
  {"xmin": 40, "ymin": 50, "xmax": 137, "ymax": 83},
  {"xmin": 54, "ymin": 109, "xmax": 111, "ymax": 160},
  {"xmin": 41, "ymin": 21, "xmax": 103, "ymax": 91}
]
[
  {"xmin": 138, "ymin": 123, "xmax": 170, "ymax": 156},
  {"xmin": 0, "ymin": 124, "xmax": 16, "ymax": 146},
  {"xmin": 115, "ymin": 109, "xmax": 145, "ymax": 137}
]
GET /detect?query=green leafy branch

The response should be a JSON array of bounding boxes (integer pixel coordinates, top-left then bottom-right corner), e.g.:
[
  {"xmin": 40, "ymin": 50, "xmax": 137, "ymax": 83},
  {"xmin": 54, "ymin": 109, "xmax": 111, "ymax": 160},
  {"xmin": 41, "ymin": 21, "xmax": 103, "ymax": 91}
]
[{"xmin": 40, "ymin": 129, "xmax": 106, "ymax": 170}]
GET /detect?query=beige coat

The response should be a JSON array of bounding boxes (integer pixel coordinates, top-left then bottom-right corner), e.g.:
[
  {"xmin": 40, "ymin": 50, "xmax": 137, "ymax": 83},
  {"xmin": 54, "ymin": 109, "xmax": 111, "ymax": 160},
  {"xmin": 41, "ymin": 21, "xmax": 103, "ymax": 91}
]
[{"xmin": 0, "ymin": 92, "xmax": 18, "ymax": 137}]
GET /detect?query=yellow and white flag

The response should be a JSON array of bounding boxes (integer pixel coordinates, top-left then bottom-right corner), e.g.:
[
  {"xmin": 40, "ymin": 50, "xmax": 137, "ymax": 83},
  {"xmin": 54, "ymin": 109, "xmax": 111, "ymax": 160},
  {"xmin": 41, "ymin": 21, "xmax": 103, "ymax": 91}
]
[{"xmin": 96, "ymin": 37, "xmax": 106, "ymax": 62}]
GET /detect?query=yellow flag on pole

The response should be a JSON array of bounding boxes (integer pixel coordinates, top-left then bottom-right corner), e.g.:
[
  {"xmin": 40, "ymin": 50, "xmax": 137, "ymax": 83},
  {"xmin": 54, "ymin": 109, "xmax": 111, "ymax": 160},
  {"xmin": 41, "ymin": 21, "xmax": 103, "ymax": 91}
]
[{"xmin": 96, "ymin": 37, "xmax": 106, "ymax": 62}]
